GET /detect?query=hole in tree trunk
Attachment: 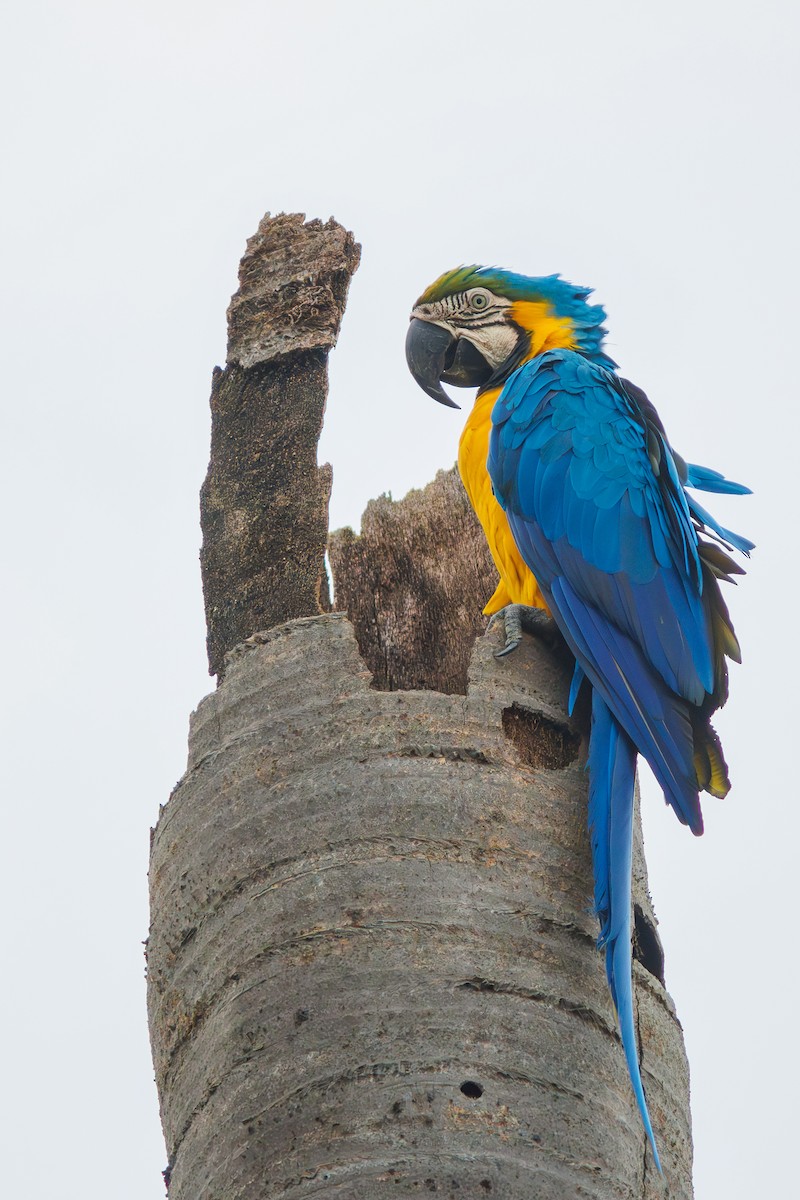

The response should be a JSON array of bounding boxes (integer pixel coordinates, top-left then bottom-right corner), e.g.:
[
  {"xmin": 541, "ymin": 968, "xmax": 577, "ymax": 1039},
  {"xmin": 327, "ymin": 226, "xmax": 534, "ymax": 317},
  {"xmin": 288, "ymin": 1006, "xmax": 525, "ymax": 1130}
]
[
  {"xmin": 502, "ymin": 704, "xmax": 581, "ymax": 770},
  {"xmin": 633, "ymin": 903, "xmax": 665, "ymax": 984}
]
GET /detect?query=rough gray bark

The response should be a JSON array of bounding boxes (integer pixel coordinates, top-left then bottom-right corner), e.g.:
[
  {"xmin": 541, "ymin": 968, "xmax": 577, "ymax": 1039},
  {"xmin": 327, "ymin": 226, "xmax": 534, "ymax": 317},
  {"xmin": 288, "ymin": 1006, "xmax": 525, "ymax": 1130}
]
[
  {"xmin": 148, "ymin": 212, "xmax": 694, "ymax": 1197},
  {"xmin": 148, "ymin": 615, "xmax": 692, "ymax": 1197},
  {"xmin": 200, "ymin": 213, "xmax": 361, "ymax": 678}
]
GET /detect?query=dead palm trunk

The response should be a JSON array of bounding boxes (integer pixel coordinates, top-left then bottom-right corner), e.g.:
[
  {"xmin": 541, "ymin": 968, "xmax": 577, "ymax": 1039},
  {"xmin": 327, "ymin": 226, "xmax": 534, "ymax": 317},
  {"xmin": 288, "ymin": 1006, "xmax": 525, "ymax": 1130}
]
[{"xmin": 147, "ymin": 213, "xmax": 694, "ymax": 1198}]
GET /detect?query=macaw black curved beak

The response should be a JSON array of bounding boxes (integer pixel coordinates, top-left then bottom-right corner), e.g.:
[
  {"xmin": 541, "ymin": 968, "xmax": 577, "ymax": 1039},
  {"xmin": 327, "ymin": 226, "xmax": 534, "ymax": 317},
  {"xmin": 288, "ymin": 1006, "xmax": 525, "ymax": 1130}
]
[
  {"xmin": 405, "ymin": 318, "xmax": 461, "ymax": 407},
  {"xmin": 406, "ymin": 319, "xmax": 495, "ymax": 409}
]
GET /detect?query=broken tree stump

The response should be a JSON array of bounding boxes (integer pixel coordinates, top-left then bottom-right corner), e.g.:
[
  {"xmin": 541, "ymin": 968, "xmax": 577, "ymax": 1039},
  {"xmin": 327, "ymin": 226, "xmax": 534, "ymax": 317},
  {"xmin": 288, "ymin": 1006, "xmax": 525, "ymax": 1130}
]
[
  {"xmin": 147, "ymin": 213, "xmax": 694, "ymax": 1199},
  {"xmin": 199, "ymin": 212, "xmax": 361, "ymax": 677}
]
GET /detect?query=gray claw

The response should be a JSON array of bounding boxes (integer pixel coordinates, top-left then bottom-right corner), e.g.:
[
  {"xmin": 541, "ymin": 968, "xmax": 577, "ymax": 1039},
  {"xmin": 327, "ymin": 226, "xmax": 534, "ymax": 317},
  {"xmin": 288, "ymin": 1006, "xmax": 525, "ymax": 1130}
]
[
  {"xmin": 492, "ymin": 604, "xmax": 524, "ymax": 658},
  {"xmin": 490, "ymin": 603, "xmax": 560, "ymax": 658},
  {"xmin": 495, "ymin": 638, "xmax": 521, "ymax": 658}
]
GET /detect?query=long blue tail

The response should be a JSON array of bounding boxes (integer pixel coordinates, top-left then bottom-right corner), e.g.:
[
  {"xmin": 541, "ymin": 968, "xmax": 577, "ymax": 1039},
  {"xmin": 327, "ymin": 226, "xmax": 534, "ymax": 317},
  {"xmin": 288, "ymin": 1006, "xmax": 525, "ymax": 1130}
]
[{"xmin": 588, "ymin": 690, "xmax": 662, "ymax": 1173}]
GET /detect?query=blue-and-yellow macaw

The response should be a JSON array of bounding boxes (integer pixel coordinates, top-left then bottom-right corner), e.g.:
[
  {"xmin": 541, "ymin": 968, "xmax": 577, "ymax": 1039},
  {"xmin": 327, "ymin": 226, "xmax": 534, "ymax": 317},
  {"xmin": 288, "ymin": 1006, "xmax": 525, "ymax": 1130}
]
[{"xmin": 406, "ymin": 266, "xmax": 752, "ymax": 1170}]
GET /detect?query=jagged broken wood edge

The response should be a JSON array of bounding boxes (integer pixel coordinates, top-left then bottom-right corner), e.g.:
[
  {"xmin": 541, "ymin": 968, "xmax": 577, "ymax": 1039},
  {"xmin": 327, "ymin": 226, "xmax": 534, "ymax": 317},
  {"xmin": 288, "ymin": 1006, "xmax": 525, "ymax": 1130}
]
[
  {"xmin": 227, "ymin": 212, "xmax": 361, "ymax": 368},
  {"xmin": 200, "ymin": 212, "xmax": 361, "ymax": 678},
  {"xmin": 328, "ymin": 466, "xmax": 501, "ymax": 694}
]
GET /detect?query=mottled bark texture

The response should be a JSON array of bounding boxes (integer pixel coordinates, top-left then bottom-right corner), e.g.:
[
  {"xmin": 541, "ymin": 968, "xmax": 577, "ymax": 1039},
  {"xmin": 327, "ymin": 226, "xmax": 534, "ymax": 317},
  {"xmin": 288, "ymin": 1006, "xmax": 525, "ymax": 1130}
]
[
  {"xmin": 200, "ymin": 213, "xmax": 361, "ymax": 677},
  {"xmin": 148, "ymin": 615, "xmax": 692, "ymax": 1198},
  {"xmin": 329, "ymin": 468, "xmax": 500, "ymax": 694}
]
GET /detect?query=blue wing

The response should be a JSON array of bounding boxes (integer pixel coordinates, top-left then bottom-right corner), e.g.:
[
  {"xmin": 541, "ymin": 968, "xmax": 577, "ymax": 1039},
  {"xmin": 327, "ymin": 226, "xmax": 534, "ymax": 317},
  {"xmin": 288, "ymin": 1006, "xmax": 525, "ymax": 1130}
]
[
  {"xmin": 487, "ymin": 349, "xmax": 751, "ymax": 1168},
  {"xmin": 488, "ymin": 349, "xmax": 743, "ymax": 829}
]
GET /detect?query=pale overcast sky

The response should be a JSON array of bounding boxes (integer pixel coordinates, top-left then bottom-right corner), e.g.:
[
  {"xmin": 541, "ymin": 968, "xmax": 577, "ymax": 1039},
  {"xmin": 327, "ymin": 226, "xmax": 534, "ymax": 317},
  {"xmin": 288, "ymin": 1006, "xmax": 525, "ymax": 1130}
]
[{"xmin": 2, "ymin": 3, "xmax": 797, "ymax": 1197}]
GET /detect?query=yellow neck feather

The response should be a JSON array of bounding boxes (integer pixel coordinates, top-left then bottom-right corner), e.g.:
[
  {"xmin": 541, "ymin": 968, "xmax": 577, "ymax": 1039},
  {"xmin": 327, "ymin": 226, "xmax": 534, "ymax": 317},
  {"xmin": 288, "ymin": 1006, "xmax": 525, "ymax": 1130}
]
[{"xmin": 509, "ymin": 300, "xmax": 576, "ymax": 360}]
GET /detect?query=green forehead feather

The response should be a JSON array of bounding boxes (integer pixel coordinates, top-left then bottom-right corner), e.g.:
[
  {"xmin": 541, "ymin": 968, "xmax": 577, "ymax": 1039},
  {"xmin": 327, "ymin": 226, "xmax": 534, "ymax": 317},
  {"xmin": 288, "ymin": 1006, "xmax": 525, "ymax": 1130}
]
[
  {"xmin": 416, "ymin": 266, "xmax": 492, "ymax": 304},
  {"xmin": 418, "ymin": 265, "xmax": 591, "ymax": 308}
]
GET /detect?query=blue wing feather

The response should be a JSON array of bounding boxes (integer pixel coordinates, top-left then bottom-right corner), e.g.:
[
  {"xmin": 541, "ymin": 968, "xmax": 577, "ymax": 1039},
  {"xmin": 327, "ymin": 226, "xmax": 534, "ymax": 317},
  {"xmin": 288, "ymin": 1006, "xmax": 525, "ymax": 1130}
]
[
  {"xmin": 685, "ymin": 462, "xmax": 752, "ymax": 495},
  {"xmin": 686, "ymin": 493, "xmax": 755, "ymax": 555}
]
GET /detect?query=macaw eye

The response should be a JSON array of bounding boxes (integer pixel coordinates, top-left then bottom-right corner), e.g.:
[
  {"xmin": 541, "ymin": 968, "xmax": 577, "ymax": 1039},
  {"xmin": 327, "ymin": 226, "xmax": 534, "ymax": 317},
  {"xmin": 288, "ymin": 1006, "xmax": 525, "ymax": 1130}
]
[{"xmin": 470, "ymin": 291, "xmax": 489, "ymax": 311}]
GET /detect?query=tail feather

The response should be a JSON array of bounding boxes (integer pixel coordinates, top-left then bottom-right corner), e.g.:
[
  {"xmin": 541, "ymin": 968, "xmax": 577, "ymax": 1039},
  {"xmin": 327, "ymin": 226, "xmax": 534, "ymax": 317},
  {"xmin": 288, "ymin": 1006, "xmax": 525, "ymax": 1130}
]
[
  {"xmin": 691, "ymin": 717, "xmax": 731, "ymax": 798},
  {"xmin": 589, "ymin": 691, "xmax": 662, "ymax": 1173}
]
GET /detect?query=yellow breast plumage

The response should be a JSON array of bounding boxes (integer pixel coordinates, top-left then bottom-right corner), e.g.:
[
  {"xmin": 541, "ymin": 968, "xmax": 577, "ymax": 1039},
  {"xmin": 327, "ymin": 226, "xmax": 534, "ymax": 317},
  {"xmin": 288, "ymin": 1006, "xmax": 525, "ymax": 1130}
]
[{"xmin": 457, "ymin": 386, "xmax": 550, "ymax": 616}]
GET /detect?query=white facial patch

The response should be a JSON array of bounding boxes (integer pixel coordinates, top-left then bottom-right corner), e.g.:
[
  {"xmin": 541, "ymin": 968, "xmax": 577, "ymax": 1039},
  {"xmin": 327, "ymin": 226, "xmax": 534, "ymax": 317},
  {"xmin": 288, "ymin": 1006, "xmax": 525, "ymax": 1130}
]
[
  {"xmin": 459, "ymin": 319, "xmax": 518, "ymax": 370},
  {"xmin": 411, "ymin": 289, "xmax": 518, "ymax": 370}
]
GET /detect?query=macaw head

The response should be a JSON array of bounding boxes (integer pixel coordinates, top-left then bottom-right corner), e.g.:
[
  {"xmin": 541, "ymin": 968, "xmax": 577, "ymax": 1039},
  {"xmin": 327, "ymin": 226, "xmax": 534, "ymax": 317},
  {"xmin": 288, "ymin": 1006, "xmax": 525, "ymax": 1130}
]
[{"xmin": 406, "ymin": 265, "xmax": 615, "ymax": 408}]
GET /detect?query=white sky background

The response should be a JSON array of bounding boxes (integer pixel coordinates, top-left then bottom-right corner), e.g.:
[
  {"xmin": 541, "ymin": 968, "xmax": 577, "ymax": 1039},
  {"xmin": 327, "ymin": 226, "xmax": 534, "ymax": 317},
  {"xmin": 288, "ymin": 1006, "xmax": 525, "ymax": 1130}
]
[{"xmin": 1, "ymin": 2, "xmax": 797, "ymax": 1196}]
